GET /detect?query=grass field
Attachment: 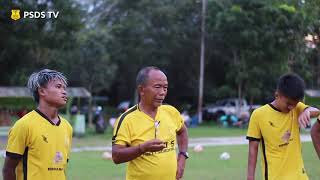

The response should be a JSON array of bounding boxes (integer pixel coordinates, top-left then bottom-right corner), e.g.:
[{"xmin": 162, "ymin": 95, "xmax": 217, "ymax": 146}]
[
  {"xmin": 1, "ymin": 142, "xmax": 319, "ymax": 180},
  {"xmin": 71, "ymin": 125, "xmax": 310, "ymax": 148},
  {"xmin": 71, "ymin": 125, "xmax": 248, "ymax": 148},
  {"xmin": 0, "ymin": 125, "xmax": 316, "ymax": 179},
  {"xmin": 0, "ymin": 125, "xmax": 247, "ymax": 150},
  {"xmin": 0, "ymin": 123, "xmax": 310, "ymax": 149}
]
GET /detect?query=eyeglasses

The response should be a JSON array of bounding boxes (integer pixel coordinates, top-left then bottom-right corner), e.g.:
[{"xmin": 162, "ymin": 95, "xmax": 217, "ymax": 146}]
[{"xmin": 154, "ymin": 121, "xmax": 160, "ymax": 139}]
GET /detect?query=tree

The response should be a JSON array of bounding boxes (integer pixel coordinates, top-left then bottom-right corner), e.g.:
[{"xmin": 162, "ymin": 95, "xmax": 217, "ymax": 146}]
[
  {"xmin": 96, "ymin": 0, "xmax": 202, "ymax": 105},
  {"xmin": 301, "ymin": 0, "xmax": 320, "ymax": 88},
  {"xmin": 0, "ymin": 0, "xmax": 83, "ymax": 85},
  {"xmin": 67, "ymin": 29, "xmax": 117, "ymax": 94},
  {"xmin": 206, "ymin": 0, "xmax": 308, "ymax": 108}
]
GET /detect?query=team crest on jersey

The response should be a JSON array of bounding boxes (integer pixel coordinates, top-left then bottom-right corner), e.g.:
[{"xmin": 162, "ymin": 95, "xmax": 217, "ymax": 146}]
[
  {"xmin": 11, "ymin": 9, "xmax": 21, "ymax": 21},
  {"xmin": 281, "ymin": 130, "xmax": 291, "ymax": 143},
  {"xmin": 53, "ymin": 152, "xmax": 63, "ymax": 164}
]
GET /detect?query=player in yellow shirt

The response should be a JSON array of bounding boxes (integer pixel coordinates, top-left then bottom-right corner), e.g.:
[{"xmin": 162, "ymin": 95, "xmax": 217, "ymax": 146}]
[
  {"xmin": 112, "ymin": 66, "xmax": 189, "ymax": 180},
  {"xmin": 246, "ymin": 73, "xmax": 320, "ymax": 180},
  {"xmin": 2, "ymin": 69, "xmax": 72, "ymax": 180}
]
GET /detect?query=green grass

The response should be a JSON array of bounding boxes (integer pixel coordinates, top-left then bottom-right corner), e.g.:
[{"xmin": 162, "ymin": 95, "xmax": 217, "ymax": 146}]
[
  {"xmin": 1, "ymin": 125, "xmax": 310, "ymax": 149},
  {"xmin": 1, "ymin": 125, "xmax": 247, "ymax": 150},
  {"xmin": 1, "ymin": 142, "xmax": 319, "ymax": 180},
  {"xmin": 71, "ymin": 125, "xmax": 248, "ymax": 148},
  {"xmin": 71, "ymin": 125, "xmax": 311, "ymax": 148},
  {"xmin": 188, "ymin": 125, "xmax": 247, "ymax": 137}
]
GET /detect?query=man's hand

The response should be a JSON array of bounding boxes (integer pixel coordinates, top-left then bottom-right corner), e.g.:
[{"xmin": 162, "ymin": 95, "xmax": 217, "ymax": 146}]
[
  {"xmin": 298, "ymin": 108, "xmax": 311, "ymax": 128},
  {"xmin": 112, "ymin": 139, "xmax": 165, "ymax": 164},
  {"xmin": 176, "ymin": 154, "xmax": 186, "ymax": 180},
  {"xmin": 140, "ymin": 139, "xmax": 165, "ymax": 153},
  {"xmin": 299, "ymin": 107, "xmax": 320, "ymax": 128}
]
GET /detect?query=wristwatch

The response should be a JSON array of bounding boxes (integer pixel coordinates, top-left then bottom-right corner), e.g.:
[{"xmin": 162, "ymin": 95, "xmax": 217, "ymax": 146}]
[{"xmin": 179, "ymin": 152, "xmax": 189, "ymax": 159}]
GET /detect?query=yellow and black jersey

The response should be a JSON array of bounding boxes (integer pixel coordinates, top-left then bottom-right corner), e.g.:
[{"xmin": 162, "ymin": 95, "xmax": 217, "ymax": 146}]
[
  {"xmin": 6, "ymin": 109, "xmax": 73, "ymax": 180},
  {"xmin": 247, "ymin": 102, "xmax": 308, "ymax": 180},
  {"xmin": 112, "ymin": 104, "xmax": 184, "ymax": 180}
]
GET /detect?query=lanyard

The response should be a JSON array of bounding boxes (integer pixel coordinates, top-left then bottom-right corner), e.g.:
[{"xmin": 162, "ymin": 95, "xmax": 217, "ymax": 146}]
[{"xmin": 154, "ymin": 121, "xmax": 160, "ymax": 138}]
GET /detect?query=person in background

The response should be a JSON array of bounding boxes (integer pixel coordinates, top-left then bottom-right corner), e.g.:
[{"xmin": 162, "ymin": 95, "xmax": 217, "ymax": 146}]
[{"xmin": 181, "ymin": 110, "xmax": 191, "ymax": 127}]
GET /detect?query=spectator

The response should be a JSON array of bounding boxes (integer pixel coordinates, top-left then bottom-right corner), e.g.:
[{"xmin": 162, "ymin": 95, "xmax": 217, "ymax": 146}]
[
  {"xmin": 181, "ymin": 111, "xmax": 191, "ymax": 127},
  {"xmin": 70, "ymin": 105, "xmax": 78, "ymax": 115}
]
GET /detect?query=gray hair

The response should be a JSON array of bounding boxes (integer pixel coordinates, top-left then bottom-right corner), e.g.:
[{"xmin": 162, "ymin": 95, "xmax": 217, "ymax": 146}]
[
  {"xmin": 136, "ymin": 66, "xmax": 160, "ymax": 87},
  {"xmin": 27, "ymin": 69, "xmax": 68, "ymax": 103}
]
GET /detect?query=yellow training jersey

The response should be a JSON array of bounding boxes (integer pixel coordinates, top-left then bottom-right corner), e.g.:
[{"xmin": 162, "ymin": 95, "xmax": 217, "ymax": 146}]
[
  {"xmin": 112, "ymin": 104, "xmax": 184, "ymax": 180},
  {"xmin": 6, "ymin": 109, "xmax": 73, "ymax": 180},
  {"xmin": 247, "ymin": 102, "xmax": 308, "ymax": 180}
]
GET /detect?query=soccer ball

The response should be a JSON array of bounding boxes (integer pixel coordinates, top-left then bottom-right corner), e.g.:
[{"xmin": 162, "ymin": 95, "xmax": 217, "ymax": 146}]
[
  {"xmin": 102, "ymin": 151, "xmax": 112, "ymax": 160},
  {"xmin": 193, "ymin": 144, "xmax": 204, "ymax": 152},
  {"xmin": 219, "ymin": 152, "xmax": 230, "ymax": 160}
]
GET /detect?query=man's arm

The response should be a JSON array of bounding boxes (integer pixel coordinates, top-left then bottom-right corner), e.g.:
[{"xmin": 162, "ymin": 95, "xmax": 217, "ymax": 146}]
[
  {"xmin": 311, "ymin": 119, "xmax": 320, "ymax": 159},
  {"xmin": 112, "ymin": 139, "xmax": 165, "ymax": 164},
  {"xmin": 247, "ymin": 140, "xmax": 259, "ymax": 180},
  {"xmin": 3, "ymin": 156, "xmax": 20, "ymax": 180},
  {"xmin": 308, "ymin": 107, "xmax": 320, "ymax": 117},
  {"xmin": 177, "ymin": 125, "xmax": 188, "ymax": 153},
  {"xmin": 298, "ymin": 107, "xmax": 320, "ymax": 128},
  {"xmin": 176, "ymin": 125, "xmax": 188, "ymax": 180}
]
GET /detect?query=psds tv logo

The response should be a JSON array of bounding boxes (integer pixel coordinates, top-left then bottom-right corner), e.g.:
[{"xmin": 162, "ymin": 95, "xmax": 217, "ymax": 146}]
[
  {"xmin": 10, "ymin": 9, "xmax": 59, "ymax": 21},
  {"xmin": 11, "ymin": 9, "xmax": 21, "ymax": 21},
  {"xmin": 24, "ymin": 11, "xmax": 59, "ymax": 19}
]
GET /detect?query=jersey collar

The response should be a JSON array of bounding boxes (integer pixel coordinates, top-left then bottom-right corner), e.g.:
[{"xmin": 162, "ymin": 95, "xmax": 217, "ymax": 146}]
[
  {"xmin": 35, "ymin": 109, "xmax": 61, "ymax": 126},
  {"xmin": 137, "ymin": 104, "xmax": 160, "ymax": 122},
  {"xmin": 268, "ymin": 103, "xmax": 281, "ymax": 112}
]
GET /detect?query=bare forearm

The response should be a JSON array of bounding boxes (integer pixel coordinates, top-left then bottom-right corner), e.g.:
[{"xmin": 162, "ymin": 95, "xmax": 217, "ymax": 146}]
[
  {"xmin": 306, "ymin": 107, "xmax": 320, "ymax": 118},
  {"xmin": 112, "ymin": 145, "xmax": 142, "ymax": 164},
  {"xmin": 112, "ymin": 139, "xmax": 166, "ymax": 164},
  {"xmin": 247, "ymin": 141, "xmax": 259, "ymax": 180},
  {"xmin": 3, "ymin": 167, "xmax": 16, "ymax": 180},
  {"xmin": 311, "ymin": 122, "xmax": 320, "ymax": 159},
  {"xmin": 247, "ymin": 152, "xmax": 258, "ymax": 180},
  {"xmin": 3, "ymin": 157, "xmax": 20, "ymax": 180},
  {"xmin": 177, "ymin": 126, "xmax": 188, "ymax": 152}
]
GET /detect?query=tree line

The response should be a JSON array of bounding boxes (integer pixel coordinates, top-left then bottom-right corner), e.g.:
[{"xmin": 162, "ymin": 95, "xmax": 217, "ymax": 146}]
[{"xmin": 1, "ymin": 0, "xmax": 320, "ymax": 109}]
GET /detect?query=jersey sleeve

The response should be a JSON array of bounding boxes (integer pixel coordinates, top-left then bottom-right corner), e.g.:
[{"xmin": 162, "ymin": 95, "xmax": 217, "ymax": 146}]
[
  {"xmin": 112, "ymin": 116, "xmax": 131, "ymax": 146},
  {"xmin": 296, "ymin": 102, "xmax": 308, "ymax": 115},
  {"xmin": 6, "ymin": 121, "xmax": 29, "ymax": 158},
  {"xmin": 246, "ymin": 110, "xmax": 261, "ymax": 141},
  {"xmin": 166, "ymin": 105, "xmax": 184, "ymax": 132}
]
